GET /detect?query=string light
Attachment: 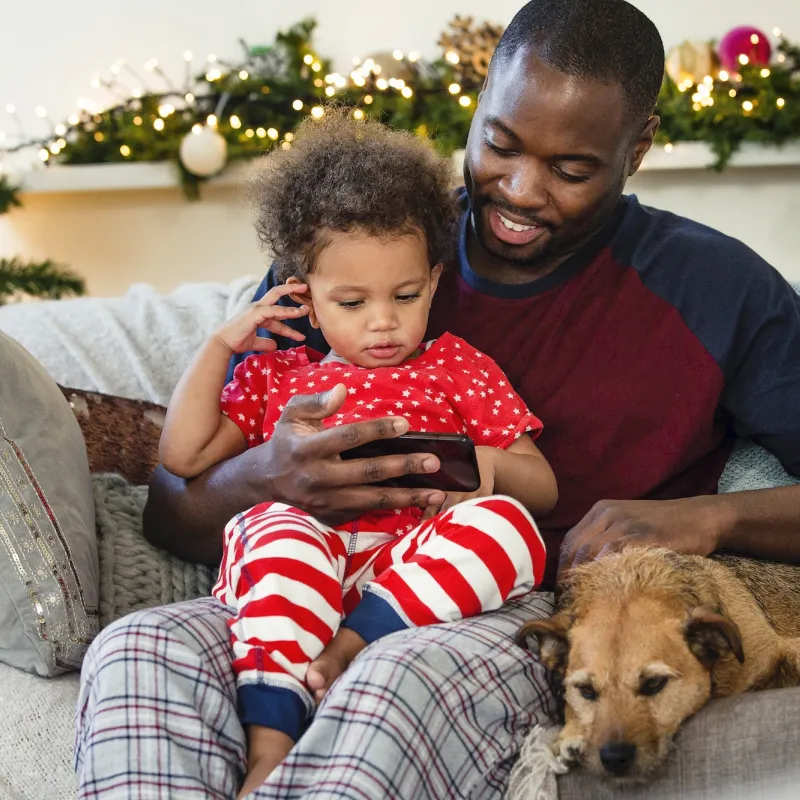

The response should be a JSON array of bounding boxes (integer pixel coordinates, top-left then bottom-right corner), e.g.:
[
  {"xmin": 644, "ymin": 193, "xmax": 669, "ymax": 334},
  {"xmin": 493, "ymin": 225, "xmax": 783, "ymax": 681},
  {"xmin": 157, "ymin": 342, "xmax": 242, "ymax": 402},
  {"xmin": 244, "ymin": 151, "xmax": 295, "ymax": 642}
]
[
  {"xmin": 445, "ymin": 51, "xmax": 460, "ymax": 64},
  {"xmin": 777, "ymin": 97, "xmax": 785, "ymax": 108},
  {"xmin": 325, "ymin": 87, "xmax": 335, "ymax": 97},
  {"xmin": 408, "ymin": 51, "xmax": 420, "ymax": 62},
  {"xmin": 206, "ymin": 68, "xmax": 222, "ymax": 81},
  {"xmin": 303, "ymin": 55, "xmax": 314, "ymax": 65},
  {"xmin": 285, "ymin": 132, "xmax": 294, "ymax": 142},
  {"xmin": 311, "ymin": 106, "xmax": 325, "ymax": 119},
  {"xmin": 54, "ymin": 123, "xmax": 66, "ymax": 136},
  {"xmin": 185, "ymin": 92, "xmax": 195, "ymax": 103},
  {"xmin": 729, "ymin": 88, "xmax": 737, "ymax": 97},
  {"xmin": 255, "ymin": 127, "xmax": 265, "ymax": 138},
  {"xmin": 760, "ymin": 68, "xmax": 771, "ymax": 78},
  {"xmin": 742, "ymin": 100, "xmax": 754, "ymax": 112},
  {"xmin": 459, "ymin": 95, "xmax": 472, "ymax": 107},
  {"xmin": 773, "ymin": 27, "xmax": 782, "ymax": 37},
  {"xmin": 94, "ymin": 132, "xmax": 104, "ymax": 142},
  {"xmin": 353, "ymin": 108, "xmax": 365, "ymax": 120},
  {"xmin": 239, "ymin": 70, "xmax": 249, "ymax": 80},
  {"xmin": 718, "ymin": 70, "xmax": 729, "ymax": 81},
  {"xmin": 448, "ymin": 83, "xmax": 461, "ymax": 94},
  {"xmin": 393, "ymin": 50, "xmax": 404, "ymax": 60},
  {"xmin": 292, "ymin": 99, "xmax": 303, "ymax": 110},
  {"xmin": 738, "ymin": 54, "xmax": 749, "ymax": 65},
  {"xmin": 311, "ymin": 62, "xmax": 322, "ymax": 72},
  {"xmin": 120, "ymin": 144, "xmax": 131, "ymax": 157},
  {"xmin": 153, "ymin": 118, "xmax": 165, "ymax": 131},
  {"xmin": 664, "ymin": 143, "xmax": 674, "ymax": 153},
  {"xmin": 245, "ymin": 128, "xmax": 255, "ymax": 138},
  {"xmin": 401, "ymin": 86, "xmax": 413, "ymax": 99},
  {"xmin": 68, "ymin": 113, "xmax": 80, "ymax": 125},
  {"xmin": 376, "ymin": 78, "xmax": 388, "ymax": 90},
  {"xmin": 750, "ymin": 34, "xmax": 760, "ymax": 45},
  {"xmin": 56, "ymin": 138, "xmax": 66, "ymax": 148},
  {"xmin": 267, "ymin": 128, "xmax": 279, "ymax": 140},
  {"xmin": 364, "ymin": 94, "xmax": 374, "ymax": 105},
  {"xmin": 230, "ymin": 115, "xmax": 241, "ymax": 129},
  {"xmin": 133, "ymin": 116, "xmax": 142, "ymax": 125},
  {"xmin": 207, "ymin": 114, "xmax": 218, "ymax": 128},
  {"xmin": 38, "ymin": 148, "xmax": 49, "ymax": 162},
  {"xmin": 281, "ymin": 141, "xmax": 291, "ymax": 150},
  {"xmin": 49, "ymin": 142, "xmax": 61, "ymax": 154},
  {"xmin": 158, "ymin": 103, "xmax": 175, "ymax": 117}
]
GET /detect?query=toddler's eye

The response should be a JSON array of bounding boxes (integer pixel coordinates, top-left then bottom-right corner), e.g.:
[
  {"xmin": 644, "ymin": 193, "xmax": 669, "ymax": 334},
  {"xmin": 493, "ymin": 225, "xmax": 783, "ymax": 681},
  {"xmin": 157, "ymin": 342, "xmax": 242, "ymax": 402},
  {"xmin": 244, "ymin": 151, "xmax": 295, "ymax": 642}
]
[
  {"xmin": 397, "ymin": 293, "xmax": 421, "ymax": 302},
  {"xmin": 337, "ymin": 300, "xmax": 363, "ymax": 309}
]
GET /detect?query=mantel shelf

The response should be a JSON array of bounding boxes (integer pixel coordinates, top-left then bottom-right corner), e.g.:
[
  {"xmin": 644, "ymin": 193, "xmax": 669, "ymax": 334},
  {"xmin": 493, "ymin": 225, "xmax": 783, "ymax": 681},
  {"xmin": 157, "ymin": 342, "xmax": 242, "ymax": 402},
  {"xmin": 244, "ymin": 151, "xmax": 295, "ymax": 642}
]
[{"xmin": 12, "ymin": 141, "xmax": 800, "ymax": 195}]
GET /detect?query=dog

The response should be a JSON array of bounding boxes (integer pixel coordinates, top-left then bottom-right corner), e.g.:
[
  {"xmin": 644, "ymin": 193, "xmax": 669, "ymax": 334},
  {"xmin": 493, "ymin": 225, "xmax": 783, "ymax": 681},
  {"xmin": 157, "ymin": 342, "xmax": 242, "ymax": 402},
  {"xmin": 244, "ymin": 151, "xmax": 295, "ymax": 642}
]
[{"xmin": 516, "ymin": 547, "xmax": 800, "ymax": 783}]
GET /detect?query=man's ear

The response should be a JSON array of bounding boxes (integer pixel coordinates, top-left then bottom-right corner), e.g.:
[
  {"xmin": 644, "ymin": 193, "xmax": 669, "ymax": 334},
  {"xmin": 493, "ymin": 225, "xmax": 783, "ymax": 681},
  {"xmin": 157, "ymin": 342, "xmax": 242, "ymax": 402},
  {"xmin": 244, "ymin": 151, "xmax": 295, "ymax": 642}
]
[
  {"xmin": 285, "ymin": 276, "xmax": 319, "ymax": 329},
  {"xmin": 516, "ymin": 613, "xmax": 572, "ymax": 676},
  {"xmin": 628, "ymin": 115, "xmax": 660, "ymax": 176},
  {"xmin": 684, "ymin": 606, "xmax": 745, "ymax": 666}
]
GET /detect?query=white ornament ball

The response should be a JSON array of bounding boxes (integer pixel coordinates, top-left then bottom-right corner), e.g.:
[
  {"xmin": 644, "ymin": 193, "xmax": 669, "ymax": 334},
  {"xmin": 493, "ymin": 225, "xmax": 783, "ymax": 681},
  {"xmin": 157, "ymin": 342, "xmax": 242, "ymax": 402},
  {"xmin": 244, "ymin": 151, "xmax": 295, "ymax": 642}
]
[{"xmin": 179, "ymin": 125, "xmax": 228, "ymax": 177}]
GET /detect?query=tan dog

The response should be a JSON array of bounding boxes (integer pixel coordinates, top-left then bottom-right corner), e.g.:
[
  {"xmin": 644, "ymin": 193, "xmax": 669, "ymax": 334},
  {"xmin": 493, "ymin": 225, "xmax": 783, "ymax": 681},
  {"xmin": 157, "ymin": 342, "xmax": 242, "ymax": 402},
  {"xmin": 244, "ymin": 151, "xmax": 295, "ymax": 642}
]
[{"xmin": 516, "ymin": 547, "xmax": 800, "ymax": 782}]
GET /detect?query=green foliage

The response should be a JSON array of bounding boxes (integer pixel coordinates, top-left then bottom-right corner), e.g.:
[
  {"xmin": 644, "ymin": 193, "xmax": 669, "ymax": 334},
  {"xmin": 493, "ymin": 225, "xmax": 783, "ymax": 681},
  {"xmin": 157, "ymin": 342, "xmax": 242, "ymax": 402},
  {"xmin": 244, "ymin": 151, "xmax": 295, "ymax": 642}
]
[
  {"xmin": 655, "ymin": 39, "xmax": 800, "ymax": 169},
  {"xmin": 0, "ymin": 258, "xmax": 85, "ymax": 304},
  {"xmin": 0, "ymin": 174, "xmax": 22, "ymax": 215}
]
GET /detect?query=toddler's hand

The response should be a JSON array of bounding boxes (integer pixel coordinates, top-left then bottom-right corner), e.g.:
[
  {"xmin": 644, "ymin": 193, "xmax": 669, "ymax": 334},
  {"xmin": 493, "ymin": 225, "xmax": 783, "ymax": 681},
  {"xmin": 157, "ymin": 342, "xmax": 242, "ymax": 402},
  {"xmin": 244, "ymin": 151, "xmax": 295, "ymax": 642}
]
[
  {"xmin": 423, "ymin": 445, "xmax": 497, "ymax": 518},
  {"xmin": 215, "ymin": 283, "xmax": 310, "ymax": 354}
]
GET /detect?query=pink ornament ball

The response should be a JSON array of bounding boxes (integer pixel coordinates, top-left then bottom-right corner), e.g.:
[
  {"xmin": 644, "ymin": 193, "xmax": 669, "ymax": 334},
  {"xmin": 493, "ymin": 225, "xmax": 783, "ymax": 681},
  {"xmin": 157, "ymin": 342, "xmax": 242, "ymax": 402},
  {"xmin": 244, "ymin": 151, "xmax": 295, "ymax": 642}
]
[{"xmin": 718, "ymin": 26, "xmax": 772, "ymax": 72}]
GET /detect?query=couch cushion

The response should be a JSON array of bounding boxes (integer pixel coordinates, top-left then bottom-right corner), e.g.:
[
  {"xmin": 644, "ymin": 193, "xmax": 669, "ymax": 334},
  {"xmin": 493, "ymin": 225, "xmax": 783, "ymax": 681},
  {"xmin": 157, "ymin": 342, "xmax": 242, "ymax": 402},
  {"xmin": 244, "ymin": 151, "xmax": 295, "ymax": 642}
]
[{"xmin": 0, "ymin": 330, "xmax": 97, "ymax": 676}]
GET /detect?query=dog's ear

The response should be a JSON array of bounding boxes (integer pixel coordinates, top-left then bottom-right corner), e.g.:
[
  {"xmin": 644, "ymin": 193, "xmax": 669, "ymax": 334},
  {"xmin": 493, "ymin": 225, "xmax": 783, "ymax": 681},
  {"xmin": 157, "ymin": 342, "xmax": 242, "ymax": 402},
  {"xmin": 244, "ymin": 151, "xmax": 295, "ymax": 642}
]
[
  {"xmin": 516, "ymin": 614, "xmax": 571, "ymax": 674},
  {"xmin": 684, "ymin": 606, "xmax": 745, "ymax": 665}
]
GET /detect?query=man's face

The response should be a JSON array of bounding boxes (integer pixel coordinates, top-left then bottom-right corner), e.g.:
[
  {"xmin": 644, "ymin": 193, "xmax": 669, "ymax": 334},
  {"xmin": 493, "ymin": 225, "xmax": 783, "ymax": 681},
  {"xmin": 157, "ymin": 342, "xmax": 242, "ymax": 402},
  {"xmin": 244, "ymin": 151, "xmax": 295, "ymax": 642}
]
[{"xmin": 464, "ymin": 49, "xmax": 652, "ymax": 275}]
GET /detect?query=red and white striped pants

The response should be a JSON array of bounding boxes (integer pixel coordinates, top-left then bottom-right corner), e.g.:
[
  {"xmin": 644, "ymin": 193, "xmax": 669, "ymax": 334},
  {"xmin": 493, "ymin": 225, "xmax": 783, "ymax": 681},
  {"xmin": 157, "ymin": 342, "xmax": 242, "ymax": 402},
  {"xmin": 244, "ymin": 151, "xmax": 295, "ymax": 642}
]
[{"xmin": 212, "ymin": 495, "xmax": 546, "ymax": 740}]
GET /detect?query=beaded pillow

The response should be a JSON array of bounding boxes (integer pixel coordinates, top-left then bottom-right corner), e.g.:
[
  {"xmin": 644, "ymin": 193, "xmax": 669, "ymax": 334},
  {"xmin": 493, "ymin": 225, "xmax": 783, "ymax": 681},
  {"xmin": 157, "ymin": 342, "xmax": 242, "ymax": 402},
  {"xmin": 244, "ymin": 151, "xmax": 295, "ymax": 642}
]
[{"xmin": 0, "ymin": 330, "xmax": 97, "ymax": 676}]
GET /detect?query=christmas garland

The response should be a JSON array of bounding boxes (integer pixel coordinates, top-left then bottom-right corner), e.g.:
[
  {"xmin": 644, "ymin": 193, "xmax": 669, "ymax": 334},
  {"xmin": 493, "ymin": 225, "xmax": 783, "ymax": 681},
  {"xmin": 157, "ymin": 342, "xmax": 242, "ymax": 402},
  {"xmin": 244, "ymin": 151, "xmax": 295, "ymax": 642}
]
[{"xmin": 0, "ymin": 18, "xmax": 798, "ymax": 200}]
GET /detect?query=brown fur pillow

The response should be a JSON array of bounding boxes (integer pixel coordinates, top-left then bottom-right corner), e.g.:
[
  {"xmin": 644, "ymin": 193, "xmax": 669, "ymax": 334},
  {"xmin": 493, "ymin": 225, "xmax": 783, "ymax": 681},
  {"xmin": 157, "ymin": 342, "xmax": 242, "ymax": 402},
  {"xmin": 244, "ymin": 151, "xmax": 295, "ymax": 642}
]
[{"xmin": 59, "ymin": 387, "xmax": 165, "ymax": 486}]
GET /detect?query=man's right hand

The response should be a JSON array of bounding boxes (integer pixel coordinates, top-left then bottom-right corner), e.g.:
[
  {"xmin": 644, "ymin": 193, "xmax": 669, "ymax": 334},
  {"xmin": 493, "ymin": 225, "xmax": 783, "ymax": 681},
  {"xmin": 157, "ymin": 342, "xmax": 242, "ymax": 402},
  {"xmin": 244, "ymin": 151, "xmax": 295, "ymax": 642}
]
[{"xmin": 250, "ymin": 383, "xmax": 446, "ymax": 525}]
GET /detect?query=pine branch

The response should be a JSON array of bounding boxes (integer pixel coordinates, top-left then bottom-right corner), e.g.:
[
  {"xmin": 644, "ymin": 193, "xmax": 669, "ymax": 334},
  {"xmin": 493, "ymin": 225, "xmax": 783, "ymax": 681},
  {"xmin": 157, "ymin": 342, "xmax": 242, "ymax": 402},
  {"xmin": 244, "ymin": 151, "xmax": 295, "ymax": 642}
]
[
  {"xmin": 0, "ymin": 258, "xmax": 85, "ymax": 304},
  {"xmin": 0, "ymin": 174, "xmax": 22, "ymax": 215}
]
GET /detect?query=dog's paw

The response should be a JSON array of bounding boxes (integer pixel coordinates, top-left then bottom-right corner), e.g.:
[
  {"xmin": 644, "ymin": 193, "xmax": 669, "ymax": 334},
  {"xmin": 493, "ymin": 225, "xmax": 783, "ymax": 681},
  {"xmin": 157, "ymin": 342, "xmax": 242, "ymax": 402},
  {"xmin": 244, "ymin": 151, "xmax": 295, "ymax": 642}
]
[{"xmin": 556, "ymin": 733, "xmax": 586, "ymax": 765}]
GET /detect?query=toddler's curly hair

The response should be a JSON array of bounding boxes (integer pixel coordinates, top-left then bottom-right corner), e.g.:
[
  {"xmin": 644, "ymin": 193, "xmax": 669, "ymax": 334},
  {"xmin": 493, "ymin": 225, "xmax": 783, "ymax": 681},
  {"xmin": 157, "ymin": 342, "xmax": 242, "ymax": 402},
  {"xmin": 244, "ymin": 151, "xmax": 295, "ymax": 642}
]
[{"xmin": 247, "ymin": 107, "xmax": 459, "ymax": 282}]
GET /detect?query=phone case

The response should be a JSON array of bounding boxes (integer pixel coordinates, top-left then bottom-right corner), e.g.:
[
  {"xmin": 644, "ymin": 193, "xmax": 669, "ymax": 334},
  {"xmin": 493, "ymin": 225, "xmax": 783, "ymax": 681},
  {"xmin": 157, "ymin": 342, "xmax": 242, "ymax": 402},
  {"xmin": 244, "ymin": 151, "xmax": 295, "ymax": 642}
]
[{"xmin": 341, "ymin": 432, "xmax": 481, "ymax": 492}]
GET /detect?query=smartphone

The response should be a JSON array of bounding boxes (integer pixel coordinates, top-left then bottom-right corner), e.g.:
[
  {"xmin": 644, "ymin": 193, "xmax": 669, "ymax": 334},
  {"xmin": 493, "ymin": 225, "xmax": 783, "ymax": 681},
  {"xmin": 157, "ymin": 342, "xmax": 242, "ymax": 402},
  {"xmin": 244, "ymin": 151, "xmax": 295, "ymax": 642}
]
[{"xmin": 340, "ymin": 432, "xmax": 481, "ymax": 492}]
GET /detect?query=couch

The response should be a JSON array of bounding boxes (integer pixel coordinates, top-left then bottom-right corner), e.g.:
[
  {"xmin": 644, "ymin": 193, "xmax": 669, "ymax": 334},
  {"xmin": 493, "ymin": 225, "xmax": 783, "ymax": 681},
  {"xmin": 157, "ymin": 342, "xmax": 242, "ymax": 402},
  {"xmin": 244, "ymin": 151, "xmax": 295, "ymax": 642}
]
[{"xmin": 0, "ymin": 278, "xmax": 798, "ymax": 800}]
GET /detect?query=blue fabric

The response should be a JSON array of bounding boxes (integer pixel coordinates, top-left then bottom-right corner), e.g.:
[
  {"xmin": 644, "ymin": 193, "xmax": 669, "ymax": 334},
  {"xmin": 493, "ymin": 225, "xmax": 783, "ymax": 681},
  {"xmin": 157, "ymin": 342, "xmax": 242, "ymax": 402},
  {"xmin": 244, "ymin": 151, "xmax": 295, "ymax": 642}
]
[
  {"xmin": 341, "ymin": 589, "xmax": 410, "ymax": 644},
  {"xmin": 238, "ymin": 682, "xmax": 308, "ymax": 741}
]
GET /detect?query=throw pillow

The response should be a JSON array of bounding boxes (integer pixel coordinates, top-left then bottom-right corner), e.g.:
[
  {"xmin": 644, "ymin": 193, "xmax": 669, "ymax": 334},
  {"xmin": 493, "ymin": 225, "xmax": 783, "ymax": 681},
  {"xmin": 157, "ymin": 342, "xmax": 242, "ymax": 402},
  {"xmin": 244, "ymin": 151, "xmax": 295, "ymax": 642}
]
[
  {"xmin": 60, "ymin": 387, "xmax": 165, "ymax": 486},
  {"xmin": 0, "ymin": 331, "xmax": 98, "ymax": 676}
]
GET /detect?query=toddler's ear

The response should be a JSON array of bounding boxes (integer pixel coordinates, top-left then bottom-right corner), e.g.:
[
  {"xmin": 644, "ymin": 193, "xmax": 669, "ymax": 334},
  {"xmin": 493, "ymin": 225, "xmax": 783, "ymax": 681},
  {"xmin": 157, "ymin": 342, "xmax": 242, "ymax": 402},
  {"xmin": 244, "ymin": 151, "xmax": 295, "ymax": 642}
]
[{"xmin": 285, "ymin": 276, "xmax": 319, "ymax": 329}]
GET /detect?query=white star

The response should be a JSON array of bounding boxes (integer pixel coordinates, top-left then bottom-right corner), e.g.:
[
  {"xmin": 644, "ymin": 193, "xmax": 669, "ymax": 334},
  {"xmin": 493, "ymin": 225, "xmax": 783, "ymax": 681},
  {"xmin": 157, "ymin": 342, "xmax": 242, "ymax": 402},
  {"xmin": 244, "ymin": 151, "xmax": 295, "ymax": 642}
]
[
  {"xmin": 290, "ymin": 377, "xmax": 297, "ymax": 383},
  {"xmin": 391, "ymin": 373, "xmax": 400, "ymax": 379},
  {"xmin": 487, "ymin": 388, "xmax": 494, "ymax": 395},
  {"xmin": 484, "ymin": 429, "xmax": 492, "ymax": 436},
  {"xmin": 421, "ymin": 415, "xmax": 428, "ymax": 422},
  {"xmin": 277, "ymin": 404, "xmax": 285, "ymax": 412},
  {"xmin": 245, "ymin": 371, "xmax": 252, "ymax": 379},
  {"xmin": 499, "ymin": 380, "xmax": 507, "ymax": 387},
  {"xmin": 336, "ymin": 413, "xmax": 345, "ymax": 419},
  {"xmin": 238, "ymin": 413, "xmax": 245, "ymax": 421},
  {"xmin": 290, "ymin": 388, "xmax": 298, "ymax": 394},
  {"xmin": 261, "ymin": 367, "xmax": 268, "ymax": 375},
  {"xmin": 366, "ymin": 403, "xmax": 375, "ymax": 410},
  {"xmin": 250, "ymin": 393, "xmax": 258, "ymax": 401},
  {"xmin": 402, "ymin": 389, "xmax": 411, "ymax": 397},
  {"xmin": 454, "ymin": 342, "xmax": 461, "ymax": 349},
  {"xmin": 507, "ymin": 392, "xmax": 515, "ymax": 399},
  {"xmin": 262, "ymin": 394, "xmax": 269, "ymax": 401},
  {"xmin": 471, "ymin": 419, "xmax": 478, "ymax": 426},
  {"xmin": 409, "ymin": 372, "xmax": 418, "ymax": 379},
  {"xmin": 434, "ymin": 397, "xmax": 443, "ymax": 404},
  {"xmin": 348, "ymin": 387, "xmax": 358, "ymax": 395},
  {"xmin": 395, "ymin": 401, "xmax": 404, "ymax": 408},
  {"xmin": 308, "ymin": 381, "xmax": 315, "ymax": 388},
  {"xmin": 249, "ymin": 418, "xmax": 256, "ymax": 426},
  {"xmin": 356, "ymin": 399, "xmax": 365, "ymax": 405},
  {"xmin": 271, "ymin": 387, "xmax": 278, "ymax": 394},
  {"xmin": 495, "ymin": 400, "xmax": 502, "ymax": 407},
  {"xmin": 492, "ymin": 408, "xmax": 499, "ymax": 415},
  {"xmin": 480, "ymin": 391, "xmax": 486, "ymax": 398},
  {"xmin": 248, "ymin": 433, "xmax": 256, "ymax": 441},
  {"xmin": 467, "ymin": 389, "xmax": 475, "ymax": 397},
  {"xmin": 343, "ymin": 371, "xmax": 352, "ymax": 377},
  {"xmin": 364, "ymin": 381, "xmax": 372, "ymax": 389},
  {"xmin": 440, "ymin": 417, "xmax": 447, "ymax": 423},
  {"xmin": 453, "ymin": 394, "xmax": 462, "ymax": 402},
  {"xmin": 455, "ymin": 356, "xmax": 463, "ymax": 362},
  {"xmin": 437, "ymin": 359, "xmax": 444, "ymax": 365},
  {"xmin": 320, "ymin": 374, "xmax": 329, "ymax": 381}
]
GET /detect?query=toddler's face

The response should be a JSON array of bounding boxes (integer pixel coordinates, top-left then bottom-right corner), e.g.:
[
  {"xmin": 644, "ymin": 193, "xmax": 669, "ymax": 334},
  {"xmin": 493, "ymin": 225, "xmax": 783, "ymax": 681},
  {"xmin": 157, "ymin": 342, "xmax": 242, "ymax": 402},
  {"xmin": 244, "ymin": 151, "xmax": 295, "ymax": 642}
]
[{"xmin": 305, "ymin": 230, "xmax": 441, "ymax": 368}]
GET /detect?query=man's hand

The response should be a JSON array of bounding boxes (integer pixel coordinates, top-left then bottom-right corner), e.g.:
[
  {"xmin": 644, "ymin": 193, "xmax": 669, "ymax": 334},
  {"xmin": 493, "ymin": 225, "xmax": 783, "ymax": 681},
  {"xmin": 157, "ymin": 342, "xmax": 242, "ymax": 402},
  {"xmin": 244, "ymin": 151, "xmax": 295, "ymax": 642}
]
[
  {"xmin": 557, "ymin": 496, "xmax": 726, "ymax": 583},
  {"xmin": 258, "ymin": 383, "xmax": 446, "ymax": 525}
]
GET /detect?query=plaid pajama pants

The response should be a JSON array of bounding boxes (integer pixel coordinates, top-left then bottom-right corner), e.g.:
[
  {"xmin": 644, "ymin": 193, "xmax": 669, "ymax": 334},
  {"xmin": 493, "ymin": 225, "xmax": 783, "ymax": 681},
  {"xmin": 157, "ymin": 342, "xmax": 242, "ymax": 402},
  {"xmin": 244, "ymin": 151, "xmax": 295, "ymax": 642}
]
[
  {"xmin": 74, "ymin": 591, "xmax": 557, "ymax": 799},
  {"xmin": 212, "ymin": 497, "xmax": 546, "ymax": 740}
]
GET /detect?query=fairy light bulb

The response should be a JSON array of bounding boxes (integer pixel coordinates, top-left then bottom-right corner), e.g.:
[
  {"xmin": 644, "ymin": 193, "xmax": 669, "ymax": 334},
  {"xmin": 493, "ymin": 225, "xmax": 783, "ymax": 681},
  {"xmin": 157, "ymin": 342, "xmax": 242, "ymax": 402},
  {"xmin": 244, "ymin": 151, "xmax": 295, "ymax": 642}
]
[
  {"xmin": 445, "ymin": 51, "xmax": 460, "ymax": 64},
  {"xmin": 54, "ymin": 123, "xmax": 66, "ymax": 135},
  {"xmin": 750, "ymin": 34, "xmax": 760, "ymax": 44},
  {"xmin": 267, "ymin": 128, "xmax": 279, "ymax": 140},
  {"xmin": 133, "ymin": 116, "xmax": 142, "ymax": 125},
  {"xmin": 303, "ymin": 55, "xmax": 314, "ymax": 65},
  {"xmin": 120, "ymin": 144, "xmax": 131, "ymax": 157},
  {"xmin": 185, "ymin": 92, "xmax": 195, "ymax": 103},
  {"xmin": 38, "ymin": 148, "xmax": 49, "ymax": 162},
  {"xmin": 408, "ymin": 51, "xmax": 420, "ymax": 62},
  {"xmin": 773, "ymin": 27, "xmax": 782, "ymax": 37},
  {"xmin": 325, "ymin": 87, "xmax": 335, "ymax": 97},
  {"xmin": 448, "ymin": 83, "xmax": 461, "ymax": 94},
  {"xmin": 292, "ymin": 100, "xmax": 303, "ymax": 111},
  {"xmin": 312, "ymin": 62, "xmax": 321, "ymax": 72},
  {"xmin": 664, "ymin": 143, "xmax": 674, "ymax": 153},
  {"xmin": 718, "ymin": 70, "xmax": 729, "ymax": 81},
  {"xmin": 192, "ymin": 123, "xmax": 202, "ymax": 134},
  {"xmin": 311, "ymin": 106, "xmax": 325, "ymax": 119},
  {"xmin": 285, "ymin": 132, "xmax": 294, "ymax": 141},
  {"xmin": 353, "ymin": 109, "xmax": 365, "ymax": 120},
  {"xmin": 401, "ymin": 86, "xmax": 413, "ymax": 99},
  {"xmin": 245, "ymin": 129, "xmax": 254, "ymax": 138},
  {"xmin": 230, "ymin": 115, "xmax": 242, "ymax": 129},
  {"xmin": 239, "ymin": 70, "xmax": 249, "ymax": 80},
  {"xmin": 459, "ymin": 95, "xmax": 472, "ymax": 107},
  {"xmin": 729, "ymin": 89, "xmax": 737, "ymax": 97},
  {"xmin": 256, "ymin": 127, "xmax": 266, "ymax": 138},
  {"xmin": 376, "ymin": 78, "xmax": 388, "ymax": 90},
  {"xmin": 364, "ymin": 95, "xmax": 374, "ymax": 105},
  {"xmin": 207, "ymin": 114, "xmax": 218, "ymax": 128},
  {"xmin": 777, "ymin": 97, "xmax": 785, "ymax": 108},
  {"xmin": 742, "ymin": 100, "xmax": 754, "ymax": 112},
  {"xmin": 393, "ymin": 50, "xmax": 404, "ymax": 60},
  {"xmin": 153, "ymin": 118, "xmax": 165, "ymax": 131},
  {"xmin": 760, "ymin": 68, "xmax": 770, "ymax": 77},
  {"xmin": 738, "ymin": 54, "xmax": 749, "ymax": 65}
]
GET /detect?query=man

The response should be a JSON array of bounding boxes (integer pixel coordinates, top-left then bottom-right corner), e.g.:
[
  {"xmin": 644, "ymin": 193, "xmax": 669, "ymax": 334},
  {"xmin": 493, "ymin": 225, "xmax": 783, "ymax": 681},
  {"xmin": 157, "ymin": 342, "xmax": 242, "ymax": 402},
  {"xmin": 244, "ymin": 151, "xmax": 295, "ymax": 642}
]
[{"xmin": 75, "ymin": 1, "xmax": 800, "ymax": 797}]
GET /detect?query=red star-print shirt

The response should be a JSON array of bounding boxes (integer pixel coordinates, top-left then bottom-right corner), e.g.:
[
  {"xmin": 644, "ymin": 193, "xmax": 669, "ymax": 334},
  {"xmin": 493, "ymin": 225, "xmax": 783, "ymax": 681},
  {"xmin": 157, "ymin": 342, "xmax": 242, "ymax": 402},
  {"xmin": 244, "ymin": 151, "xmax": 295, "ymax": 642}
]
[{"xmin": 221, "ymin": 333, "xmax": 543, "ymax": 454}]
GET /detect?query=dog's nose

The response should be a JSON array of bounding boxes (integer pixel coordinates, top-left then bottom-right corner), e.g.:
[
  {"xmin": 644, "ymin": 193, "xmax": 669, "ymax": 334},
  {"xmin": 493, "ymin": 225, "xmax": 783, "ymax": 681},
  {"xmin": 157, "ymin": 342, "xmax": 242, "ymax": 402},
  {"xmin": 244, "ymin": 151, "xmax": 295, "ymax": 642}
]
[{"xmin": 599, "ymin": 742, "xmax": 637, "ymax": 775}]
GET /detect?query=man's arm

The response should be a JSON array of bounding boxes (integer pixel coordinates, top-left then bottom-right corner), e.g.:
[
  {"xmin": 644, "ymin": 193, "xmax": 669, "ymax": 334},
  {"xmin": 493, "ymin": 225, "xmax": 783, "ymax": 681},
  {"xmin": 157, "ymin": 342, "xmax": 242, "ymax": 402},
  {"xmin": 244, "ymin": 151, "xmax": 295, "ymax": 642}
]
[
  {"xmin": 556, "ymin": 487, "xmax": 800, "ymax": 583},
  {"xmin": 144, "ymin": 386, "xmax": 447, "ymax": 562}
]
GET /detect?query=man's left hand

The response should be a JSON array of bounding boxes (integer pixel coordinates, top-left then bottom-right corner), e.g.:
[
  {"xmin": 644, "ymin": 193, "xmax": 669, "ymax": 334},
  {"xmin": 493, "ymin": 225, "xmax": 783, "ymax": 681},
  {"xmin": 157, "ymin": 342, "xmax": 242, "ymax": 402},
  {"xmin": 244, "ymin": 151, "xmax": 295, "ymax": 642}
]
[{"xmin": 557, "ymin": 496, "xmax": 726, "ymax": 583}]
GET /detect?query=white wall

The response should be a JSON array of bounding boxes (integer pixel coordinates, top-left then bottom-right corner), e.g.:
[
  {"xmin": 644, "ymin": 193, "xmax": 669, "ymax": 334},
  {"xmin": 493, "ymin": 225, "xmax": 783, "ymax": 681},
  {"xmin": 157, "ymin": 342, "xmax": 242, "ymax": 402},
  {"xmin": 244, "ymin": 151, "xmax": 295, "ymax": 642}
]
[{"xmin": 1, "ymin": 1, "xmax": 799, "ymax": 296}]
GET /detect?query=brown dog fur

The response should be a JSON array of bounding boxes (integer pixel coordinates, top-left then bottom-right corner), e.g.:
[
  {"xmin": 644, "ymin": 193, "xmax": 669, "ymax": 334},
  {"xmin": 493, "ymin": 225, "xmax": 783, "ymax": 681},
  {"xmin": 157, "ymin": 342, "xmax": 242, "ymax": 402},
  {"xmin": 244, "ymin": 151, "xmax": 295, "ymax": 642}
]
[{"xmin": 516, "ymin": 547, "xmax": 800, "ymax": 782}]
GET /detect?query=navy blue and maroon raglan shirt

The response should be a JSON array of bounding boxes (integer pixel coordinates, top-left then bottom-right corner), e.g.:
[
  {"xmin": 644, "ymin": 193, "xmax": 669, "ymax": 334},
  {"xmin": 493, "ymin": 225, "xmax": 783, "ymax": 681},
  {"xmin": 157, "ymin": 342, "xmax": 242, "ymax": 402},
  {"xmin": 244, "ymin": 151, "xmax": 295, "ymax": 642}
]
[{"xmin": 234, "ymin": 193, "xmax": 800, "ymax": 587}]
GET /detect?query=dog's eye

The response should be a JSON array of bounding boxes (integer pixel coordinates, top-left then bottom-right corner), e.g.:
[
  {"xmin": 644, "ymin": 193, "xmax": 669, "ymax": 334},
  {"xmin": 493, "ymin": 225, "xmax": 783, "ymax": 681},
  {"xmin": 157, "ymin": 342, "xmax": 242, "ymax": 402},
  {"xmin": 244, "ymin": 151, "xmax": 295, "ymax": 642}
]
[
  {"xmin": 639, "ymin": 676, "xmax": 670, "ymax": 696},
  {"xmin": 576, "ymin": 684, "xmax": 598, "ymax": 701}
]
